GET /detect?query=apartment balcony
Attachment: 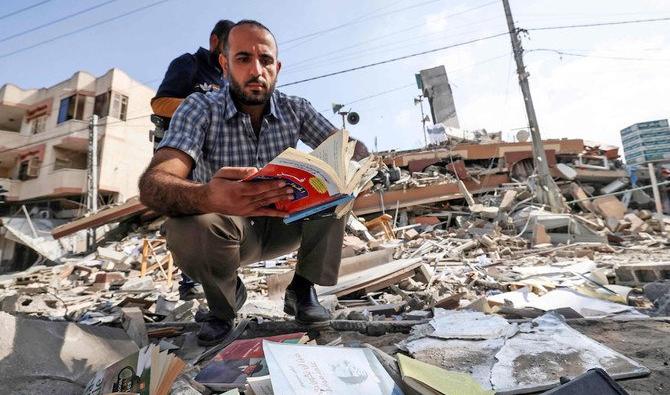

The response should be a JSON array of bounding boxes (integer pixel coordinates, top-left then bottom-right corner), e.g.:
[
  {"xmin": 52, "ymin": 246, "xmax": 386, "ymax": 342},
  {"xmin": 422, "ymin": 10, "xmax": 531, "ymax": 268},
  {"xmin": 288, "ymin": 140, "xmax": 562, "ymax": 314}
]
[
  {"xmin": 0, "ymin": 177, "xmax": 21, "ymax": 201},
  {"xmin": 17, "ymin": 168, "xmax": 87, "ymax": 201},
  {"xmin": 0, "ymin": 130, "xmax": 29, "ymax": 165}
]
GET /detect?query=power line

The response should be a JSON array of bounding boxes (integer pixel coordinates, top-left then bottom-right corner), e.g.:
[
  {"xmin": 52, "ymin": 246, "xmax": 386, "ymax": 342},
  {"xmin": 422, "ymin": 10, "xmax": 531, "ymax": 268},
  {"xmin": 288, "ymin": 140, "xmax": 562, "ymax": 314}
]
[
  {"xmin": 0, "ymin": 0, "xmax": 53, "ymax": 21},
  {"xmin": 282, "ymin": 18, "xmax": 500, "ymax": 76},
  {"xmin": 0, "ymin": 0, "xmax": 120, "ymax": 44},
  {"xmin": 0, "ymin": 114, "xmax": 151, "ymax": 155},
  {"xmin": 280, "ymin": 0, "xmax": 438, "ymax": 47},
  {"xmin": 527, "ymin": 16, "xmax": 670, "ymax": 31},
  {"xmin": 0, "ymin": 0, "xmax": 172, "ymax": 60},
  {"xmin": 283, "ymin": 1, "xmax": 500, "ymax": 73},
  {"xmin": 318, "ymin": 83, "xmax": 416, "ymax": 113},
  {"xmin": 278, "ymin": 31, "xmax": 509, "ymax": 87},
  {"xmin": 527, "ymin": 48, "xmax": 670, "ymax": 62}
]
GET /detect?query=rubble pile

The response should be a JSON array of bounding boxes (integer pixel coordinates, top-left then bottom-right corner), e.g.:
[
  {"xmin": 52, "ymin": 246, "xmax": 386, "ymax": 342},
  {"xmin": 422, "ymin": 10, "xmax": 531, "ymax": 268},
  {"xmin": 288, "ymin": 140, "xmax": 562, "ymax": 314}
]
[{"xmin": 1, "ymin": 139, "xmax": 669, "ymax": 394}]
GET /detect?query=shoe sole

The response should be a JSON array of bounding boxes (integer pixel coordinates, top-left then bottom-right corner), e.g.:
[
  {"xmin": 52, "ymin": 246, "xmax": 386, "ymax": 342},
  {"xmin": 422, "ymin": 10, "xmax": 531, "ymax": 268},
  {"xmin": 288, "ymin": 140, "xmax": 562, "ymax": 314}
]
[{"xmin": 284, "ymin": 305, "xmax": 331, "ymax": 328}]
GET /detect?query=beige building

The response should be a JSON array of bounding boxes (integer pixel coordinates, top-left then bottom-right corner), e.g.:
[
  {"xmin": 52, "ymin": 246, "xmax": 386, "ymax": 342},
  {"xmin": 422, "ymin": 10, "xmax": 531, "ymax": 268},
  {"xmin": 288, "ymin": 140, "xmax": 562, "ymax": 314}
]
[
  {"xmin": 0, "ymin": 68, "xmax": 155, "ymax": 270},
  {"xmin": 0, "ymin": 68, "xmax": 154, "ymax": 205}
]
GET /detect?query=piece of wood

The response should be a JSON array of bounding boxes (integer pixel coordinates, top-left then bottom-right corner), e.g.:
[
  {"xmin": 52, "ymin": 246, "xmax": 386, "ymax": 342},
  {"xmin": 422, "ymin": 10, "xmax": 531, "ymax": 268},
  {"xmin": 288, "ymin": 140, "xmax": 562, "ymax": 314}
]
[
  {"xmin": 317, "ymin": 258, "xmax": 422, "ymax": 297},
  {"xmin": 569, "ymin": 183, "xmax": 593, "ymax": 212},
  {"xmin": 141, "ymin": 238, "xmax": 174, "ymax": 287},
  {"xmin": 499, "ymin": 189, "xmax": 518, "ymax": 212},
  {"xmin": 532, "ymin": 223, "xmax": 551, "ymax": 246},
  {"xmin": 267, "ymin": 249, "xmax": 395, "ymax": 300},
  {"xmin": 52, "ymin": 197, "xmax": 148, "ymax": 239},
  {"xmin": 122, "ymin": 307, "xmax": 149, "ymax": 348},
  {"xmin": 433, "ymin": 292, "xmax": 464, "ymax": 310}
]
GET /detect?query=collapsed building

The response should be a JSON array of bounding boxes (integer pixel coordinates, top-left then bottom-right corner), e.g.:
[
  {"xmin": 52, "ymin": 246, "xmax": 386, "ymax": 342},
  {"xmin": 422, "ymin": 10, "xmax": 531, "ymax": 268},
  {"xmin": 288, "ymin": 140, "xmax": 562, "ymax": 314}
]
[{"xmin": 0, "ymin": 66, "xmax": 669, "ymax": 394}]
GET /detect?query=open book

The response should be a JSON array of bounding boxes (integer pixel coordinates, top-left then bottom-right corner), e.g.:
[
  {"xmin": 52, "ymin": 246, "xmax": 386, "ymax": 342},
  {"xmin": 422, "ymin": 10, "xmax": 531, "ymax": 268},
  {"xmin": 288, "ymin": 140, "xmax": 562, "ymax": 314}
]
[
  {"xmin": 245, "ymin": 130, "xmax": 376, "ymax": 223},
  {"xmin": 83, "ymin": 344, "xmax": 185, "ymax": 395}
]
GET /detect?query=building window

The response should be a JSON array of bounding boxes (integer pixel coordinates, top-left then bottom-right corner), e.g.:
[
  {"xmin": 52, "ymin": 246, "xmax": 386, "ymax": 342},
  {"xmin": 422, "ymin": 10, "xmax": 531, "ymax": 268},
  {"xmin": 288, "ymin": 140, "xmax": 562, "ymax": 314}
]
[
  {"xmin": 18, "ymin": 157, "xmax": 40, "ymax": 180},
  {"xmin": 94, "ymin": 91, "xmax": 128, "ymax": 121},
  {"xmin": 94, "ymin": 92, "xmax": 110, "ymax": 118},
  {"xmin": 31, "ymin": 115, "xmax": 46, "ymax": 134},
  {"xmin": 57, "ymin": 94, "xmax": 87, "ymax": 124},
  {"xmin": 53, "ymin": 147, "xmax": 87, "ymax": 170}
]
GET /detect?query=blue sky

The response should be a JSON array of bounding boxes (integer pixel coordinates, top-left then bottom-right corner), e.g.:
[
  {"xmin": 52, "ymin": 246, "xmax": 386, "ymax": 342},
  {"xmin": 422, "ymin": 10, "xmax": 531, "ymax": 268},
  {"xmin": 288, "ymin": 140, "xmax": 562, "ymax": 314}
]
[{"xmin": 1, "ymin": 0, "xmax": 669, "ymax": 152}]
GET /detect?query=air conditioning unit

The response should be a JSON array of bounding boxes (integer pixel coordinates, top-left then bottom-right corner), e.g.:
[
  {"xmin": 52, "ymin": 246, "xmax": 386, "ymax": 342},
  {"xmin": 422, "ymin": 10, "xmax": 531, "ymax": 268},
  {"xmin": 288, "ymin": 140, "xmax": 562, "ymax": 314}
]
[{"xmin": 27, "ymin": 156, "xmax": 41, "ymax": 178}]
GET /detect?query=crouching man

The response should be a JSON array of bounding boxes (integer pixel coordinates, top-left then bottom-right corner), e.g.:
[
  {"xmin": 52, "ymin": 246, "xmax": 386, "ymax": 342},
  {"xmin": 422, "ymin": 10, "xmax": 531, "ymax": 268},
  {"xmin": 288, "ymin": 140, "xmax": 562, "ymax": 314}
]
[{"xmin": 139, "ymin": 20, "xmax": 366, "ymax": 346}]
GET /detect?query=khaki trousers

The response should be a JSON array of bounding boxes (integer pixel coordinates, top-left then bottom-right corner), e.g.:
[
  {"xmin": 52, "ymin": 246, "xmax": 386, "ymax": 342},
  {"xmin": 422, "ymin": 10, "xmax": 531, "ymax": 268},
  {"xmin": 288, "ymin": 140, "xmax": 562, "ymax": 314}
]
[{"xmin": 165, "ymin": 214, "xmax": 346, "ymax": 320}]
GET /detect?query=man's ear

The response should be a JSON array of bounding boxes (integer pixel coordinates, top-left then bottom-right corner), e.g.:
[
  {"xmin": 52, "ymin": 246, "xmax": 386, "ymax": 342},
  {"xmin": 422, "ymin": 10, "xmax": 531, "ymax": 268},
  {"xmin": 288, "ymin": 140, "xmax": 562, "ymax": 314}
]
[
  {"xmin": 219, "ymin": 53, "xmax": 228, "ymax": 76},
  {"xmin": 276, "ymin": 60, "xmax": 282, "ymax": 75}
]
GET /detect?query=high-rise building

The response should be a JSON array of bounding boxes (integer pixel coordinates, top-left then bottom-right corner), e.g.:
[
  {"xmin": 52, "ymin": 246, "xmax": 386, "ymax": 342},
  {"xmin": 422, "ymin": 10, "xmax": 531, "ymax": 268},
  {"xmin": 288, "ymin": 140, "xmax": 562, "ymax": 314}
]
[{"xmin": 620, "ymin": 119, "xmax": 670, "ymax": 164}]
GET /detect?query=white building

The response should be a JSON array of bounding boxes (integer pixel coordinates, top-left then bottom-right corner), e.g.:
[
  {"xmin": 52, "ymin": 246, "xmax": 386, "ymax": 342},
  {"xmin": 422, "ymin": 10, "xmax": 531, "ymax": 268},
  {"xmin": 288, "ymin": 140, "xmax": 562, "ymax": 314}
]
[{"xmin": 0, "ymin": 68, "xmax": 155, "ymax": 270}]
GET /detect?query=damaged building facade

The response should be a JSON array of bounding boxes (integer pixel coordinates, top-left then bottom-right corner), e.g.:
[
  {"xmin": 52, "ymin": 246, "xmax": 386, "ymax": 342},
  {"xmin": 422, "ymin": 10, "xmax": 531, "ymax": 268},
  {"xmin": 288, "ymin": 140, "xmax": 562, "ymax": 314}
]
[{"xmin": 0, "ymin": 68, "xmax": 154, "ymax": 272}]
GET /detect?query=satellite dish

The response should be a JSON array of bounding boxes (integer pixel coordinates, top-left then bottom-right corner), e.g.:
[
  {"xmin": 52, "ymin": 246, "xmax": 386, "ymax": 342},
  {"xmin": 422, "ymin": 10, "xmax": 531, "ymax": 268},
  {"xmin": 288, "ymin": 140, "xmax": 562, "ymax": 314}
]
[
  {"xmin": 516, "ymin": 129, "xmax": 530, "ymax": 142},
  {"xmin": 332, "ymin": 103, "xmax": 344, "ymax": 114},
  {"xmin": 347, "ymin": 112, "xmax": 360, "ymax": 125}
]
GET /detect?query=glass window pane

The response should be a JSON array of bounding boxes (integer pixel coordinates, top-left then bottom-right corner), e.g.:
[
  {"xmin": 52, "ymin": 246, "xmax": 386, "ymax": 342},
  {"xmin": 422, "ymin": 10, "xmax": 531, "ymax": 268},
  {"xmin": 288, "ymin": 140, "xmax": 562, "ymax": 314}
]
[{"xmin": 57, "ymin": 97, "xmax": 71, "ymax": 124}]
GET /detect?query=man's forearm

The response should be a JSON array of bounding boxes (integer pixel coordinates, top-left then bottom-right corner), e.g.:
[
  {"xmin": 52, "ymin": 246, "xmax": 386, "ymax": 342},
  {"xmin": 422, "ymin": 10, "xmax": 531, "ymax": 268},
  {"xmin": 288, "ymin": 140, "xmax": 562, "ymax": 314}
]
[{"xmin": 139, "ymin": 169, "xmax": 210, "ymax": 216}]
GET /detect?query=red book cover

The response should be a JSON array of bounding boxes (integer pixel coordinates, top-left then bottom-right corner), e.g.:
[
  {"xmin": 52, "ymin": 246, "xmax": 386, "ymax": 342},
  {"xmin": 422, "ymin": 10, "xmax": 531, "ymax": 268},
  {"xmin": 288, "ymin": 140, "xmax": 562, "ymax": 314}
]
[
  {"xmin": 246, "ymin": 163, "xmax": 340, "ymax": 212},
  {"xmin": 195, "ymin": 332, "xmax": 306, "ymax": 389}
]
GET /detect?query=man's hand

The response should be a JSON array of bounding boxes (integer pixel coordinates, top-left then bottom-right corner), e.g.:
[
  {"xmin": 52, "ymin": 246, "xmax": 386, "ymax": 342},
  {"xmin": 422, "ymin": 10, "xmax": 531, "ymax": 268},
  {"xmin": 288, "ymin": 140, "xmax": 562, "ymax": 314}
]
[{"xmin": 203, "ymin": 167, "xmax": 294, "ymax": 217}]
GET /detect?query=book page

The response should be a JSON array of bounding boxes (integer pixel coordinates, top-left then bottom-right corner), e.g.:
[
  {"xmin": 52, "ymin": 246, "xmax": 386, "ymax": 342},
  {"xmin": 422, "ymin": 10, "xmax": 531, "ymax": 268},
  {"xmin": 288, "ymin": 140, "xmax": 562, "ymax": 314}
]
[
  {"xmin": 309, "ymin": 129, "xmax": 349, "ymax": 180},
  {"xmin": 263, "ymin": 341, "xmax": 401, "ymax": 395},
  {"xmin": 271, "ymin": 149, "xmax": 344, "ymax": 194}
]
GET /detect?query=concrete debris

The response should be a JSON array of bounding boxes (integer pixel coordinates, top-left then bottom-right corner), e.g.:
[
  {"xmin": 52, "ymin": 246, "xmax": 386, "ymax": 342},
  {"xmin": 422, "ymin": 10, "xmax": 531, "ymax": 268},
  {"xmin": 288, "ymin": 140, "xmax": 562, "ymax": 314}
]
[{"xmin": 1, "ymin": 138, "xmax": 669, "ymax": 393}]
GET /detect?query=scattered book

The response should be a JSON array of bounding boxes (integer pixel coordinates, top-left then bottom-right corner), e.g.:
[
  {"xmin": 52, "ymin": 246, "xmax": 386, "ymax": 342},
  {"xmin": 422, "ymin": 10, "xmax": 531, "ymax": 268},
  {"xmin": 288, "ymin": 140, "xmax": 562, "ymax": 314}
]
[
  {"xmin": 195, "ymin": 332, "xmax": 307, "ymax": 391},
  {"xmin": 396, "ymin": 354, "xmax": 493, "ymax": 395},
  {"xmin": 83, "ymin": 343, "xmax": 185, "ymax": 395},
  {"xmin": 262, "ymin": 341, "xmax": 403, "ymax": 395},
  {"xmin": 245, "ymin": 129, "xmax": 377, "ymax": 223}
]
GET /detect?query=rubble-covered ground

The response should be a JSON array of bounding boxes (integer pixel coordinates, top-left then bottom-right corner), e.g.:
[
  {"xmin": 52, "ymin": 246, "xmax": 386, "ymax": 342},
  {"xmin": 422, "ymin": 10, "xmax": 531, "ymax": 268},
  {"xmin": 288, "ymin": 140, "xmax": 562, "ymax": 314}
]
[{"xmin": 1, "ymin": 146, "xmax": 670, "ymax": 393}]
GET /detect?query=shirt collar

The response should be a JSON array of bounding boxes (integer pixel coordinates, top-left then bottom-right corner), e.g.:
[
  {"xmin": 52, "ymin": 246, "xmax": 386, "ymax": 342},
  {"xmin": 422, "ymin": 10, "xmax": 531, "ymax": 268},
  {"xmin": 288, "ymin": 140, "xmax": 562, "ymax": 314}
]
[
  {"xmin": 195, "ymin": 47, "xmax": 222, "ymax": 73},
  {"xmin": 221, "ymin": 87, "xmax": 282, "ymax": 121}
]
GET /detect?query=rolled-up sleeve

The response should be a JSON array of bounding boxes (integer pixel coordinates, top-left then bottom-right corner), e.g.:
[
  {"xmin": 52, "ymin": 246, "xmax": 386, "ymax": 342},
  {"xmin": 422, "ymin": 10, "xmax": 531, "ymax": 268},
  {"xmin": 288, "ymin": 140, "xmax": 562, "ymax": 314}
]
[
  {"xmin": 156, "ymin": 93, "xmax": 209, "ymax": 164},
  {"xmin": 298, "ymin": 98, "xmax": 336, "ymax": 149}
]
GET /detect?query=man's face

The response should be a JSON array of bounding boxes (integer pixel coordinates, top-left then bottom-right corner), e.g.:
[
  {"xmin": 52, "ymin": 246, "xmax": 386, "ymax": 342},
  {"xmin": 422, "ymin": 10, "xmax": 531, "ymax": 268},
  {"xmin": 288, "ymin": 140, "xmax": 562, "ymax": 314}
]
[{"xmin": 220, "ymin": 25, "xmax": 281, "ymax": 106}]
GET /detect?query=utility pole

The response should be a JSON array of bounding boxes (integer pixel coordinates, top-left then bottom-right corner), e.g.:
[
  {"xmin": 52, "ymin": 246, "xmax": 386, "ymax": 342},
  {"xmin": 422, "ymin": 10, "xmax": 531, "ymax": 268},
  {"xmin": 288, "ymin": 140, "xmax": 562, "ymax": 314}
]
[
  {"xmin": 414, "ymin": 95, "xmax": 428, "ymax": 147},
  {"xmin": 502, "ymin": 0, "xmax": 565, "ymax": 212},
  {"xmin": 86, "ymin": 114, "xmax": 99, "ymax": 250}
]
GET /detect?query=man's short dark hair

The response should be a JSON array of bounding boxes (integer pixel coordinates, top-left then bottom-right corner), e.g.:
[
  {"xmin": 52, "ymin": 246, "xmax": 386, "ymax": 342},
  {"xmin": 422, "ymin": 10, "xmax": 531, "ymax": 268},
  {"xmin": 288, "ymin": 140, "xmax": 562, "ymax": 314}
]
[
  {"xmin": 223, "ymin": 19, "xmax": 277, "ymax": 55},
  {"xmin": 211, "ymin": 19, "xmax": 235, "ymax": 41}
]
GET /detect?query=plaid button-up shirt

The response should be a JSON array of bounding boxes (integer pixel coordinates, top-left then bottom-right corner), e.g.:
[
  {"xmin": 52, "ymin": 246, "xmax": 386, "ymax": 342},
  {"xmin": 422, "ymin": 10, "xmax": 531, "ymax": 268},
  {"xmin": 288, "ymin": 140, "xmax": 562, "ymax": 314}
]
[{"xmin": 157, "ymin": 87, "xmax": 335, "ymax": 183}]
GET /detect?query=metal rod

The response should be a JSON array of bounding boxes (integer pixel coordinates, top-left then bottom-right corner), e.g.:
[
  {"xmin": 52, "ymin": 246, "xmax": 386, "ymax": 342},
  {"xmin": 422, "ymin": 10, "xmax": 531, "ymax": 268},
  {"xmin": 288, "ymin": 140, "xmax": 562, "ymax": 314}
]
[{"xmin": 21, "ymin": 204, "xmax": 38, "ymax": 238}]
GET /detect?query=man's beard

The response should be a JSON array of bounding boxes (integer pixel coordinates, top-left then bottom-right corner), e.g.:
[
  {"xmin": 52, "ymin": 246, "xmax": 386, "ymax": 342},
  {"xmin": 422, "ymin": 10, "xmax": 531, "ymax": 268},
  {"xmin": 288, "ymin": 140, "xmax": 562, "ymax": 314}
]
[{"xmin": 229, "ymin": 76, "xmax": 276, "ymax": 106}]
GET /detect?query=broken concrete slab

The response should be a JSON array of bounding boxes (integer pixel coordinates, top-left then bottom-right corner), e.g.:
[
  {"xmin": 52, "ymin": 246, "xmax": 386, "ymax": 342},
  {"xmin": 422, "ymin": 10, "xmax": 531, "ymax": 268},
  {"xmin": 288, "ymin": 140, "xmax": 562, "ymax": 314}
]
[
  {"xmin": 532, "ymin": 224, "xmax": 551, "ymax": 246},
  {"xmin": 0, "ymin": 311, "xmax": 137, "ymax": 394},
  {"xmin": 499, "ymin": 190, "xmax": 518, "ymax": 212},
  {"xmin": 403, "ymin": 312, "xmax": 650, "ymax": 393},
  {"xmin": 569, "ymin": 183, "xmax": 593, "ymax": 212},
  {"xmin": 624, "ymin": 213, "xmax": 645, "ymax": 233},
  {"xmin": 120, "ymin": 276, "xmax": 155, "ymax": 291},
  {"xmin": 592, "ymin": 195, "xmax": 627, "ymax": 221},
  {"xmin": 615, "ymin": 262, "xmax": 670, "ymax": 286},
  {"xmin": 96, "ymin": 246, "xmax": 127, "ymax": 263},
  {"xmin": 121, "ymin": 307, "xmax": 149, "ymax": 348}
]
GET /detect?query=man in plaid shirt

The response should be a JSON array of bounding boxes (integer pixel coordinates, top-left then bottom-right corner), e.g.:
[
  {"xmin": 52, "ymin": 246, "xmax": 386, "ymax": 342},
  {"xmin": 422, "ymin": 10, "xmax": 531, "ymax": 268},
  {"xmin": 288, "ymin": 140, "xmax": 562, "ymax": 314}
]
[{"xmin": 139, "ymin": 20, "xmax": 368, "ymax": 345}]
